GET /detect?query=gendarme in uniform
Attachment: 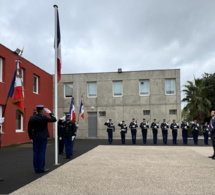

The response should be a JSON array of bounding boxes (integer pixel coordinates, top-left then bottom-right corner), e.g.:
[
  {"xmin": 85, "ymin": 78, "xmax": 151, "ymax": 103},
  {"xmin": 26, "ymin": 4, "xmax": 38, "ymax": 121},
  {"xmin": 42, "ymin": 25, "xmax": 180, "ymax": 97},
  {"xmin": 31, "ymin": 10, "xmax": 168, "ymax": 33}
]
[{"xmin": 28, "ymin": 105, "xmax": 56, "ymax": 173}]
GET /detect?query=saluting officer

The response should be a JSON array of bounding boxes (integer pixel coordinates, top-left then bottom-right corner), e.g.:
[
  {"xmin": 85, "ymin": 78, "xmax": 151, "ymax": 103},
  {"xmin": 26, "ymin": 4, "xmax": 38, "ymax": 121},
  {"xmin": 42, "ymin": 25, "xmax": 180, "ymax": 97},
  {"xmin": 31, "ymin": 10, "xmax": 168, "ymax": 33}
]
[
  {"xmin": 192, "ymin": 120, "xmax": 200, "ymax": 145},
  {"xmin": 140, "ymin": 118, "xmax": 149, "ymax": 144},
  {"xmin": 161, "ymin": 119, "xmax": 169, "ymax": 144},
  {"xmin": 181, "ymin": 119, "xmax": 189, "ymax": 144},
  {"xmin": 129, "ymin": 118, "xmax": 138, "ymax": 144},
  {"xmin": 118, "ymin": 121, "xmax": 127, "ymax": 144},
  {"xmin": 203, "ymin": 122, "xmax": 209, "ymax": 145},
  {"xmin": 151, "ymin": 119, "xmax": 159, "ymax": 144},
  {"xmin": 170, "ymin": 119, "xmax": 179, "ymax": 144},
  {"xmin": 104, "ymin": 119, "xmax": 115, "ymax": 144},
  {"xmin": 28, "ymin": 105, "xmax": 56, "ymax": 173},
  {"xmin": 63, "ymin": 113, "xmax": 76, "ymax": 159}
]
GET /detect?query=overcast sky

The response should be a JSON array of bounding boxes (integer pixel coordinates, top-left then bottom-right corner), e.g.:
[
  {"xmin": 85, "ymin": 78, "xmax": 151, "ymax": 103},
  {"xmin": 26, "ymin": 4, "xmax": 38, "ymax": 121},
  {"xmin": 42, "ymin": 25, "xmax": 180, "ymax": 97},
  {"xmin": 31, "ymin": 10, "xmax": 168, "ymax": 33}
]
[{"xmin": 1, "ymin": 0, "xmax": 215, "ymax": 105}]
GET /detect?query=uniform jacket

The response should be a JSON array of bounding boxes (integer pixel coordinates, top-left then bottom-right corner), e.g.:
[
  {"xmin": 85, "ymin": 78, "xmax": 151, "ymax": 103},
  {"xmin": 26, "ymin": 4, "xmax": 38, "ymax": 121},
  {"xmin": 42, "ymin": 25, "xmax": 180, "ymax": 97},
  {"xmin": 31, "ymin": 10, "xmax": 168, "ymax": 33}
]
[
  {"xmin": 191, "ymin": 123, "xmax": 200, "ymax": 131},
  {"xmin": 151, "ymin": 122, "xmax": 159, "ymax": 130},
  {"xmin": 63, "ymin": 120, "xmax": 76, "ymax": 138},
  {"xmin": 28, "ymin": 113, "xmax": 56, "ymax": 140},
  {"xmin": 104, "ymin": 122, "xmax": 115, "ymax": 131},
  {"xmin": 209, "ymin": 117, "xmax": 215, "ymax": 133},
  {"xmin": 161, "ymin": 122, "xmax": 169, "ymax": 131},
  {"xmin": 140, "ymin": 122, "xmax": 149, "ymax": 132},
  {"xmin": 58, "ymin": 122, "xmax": 65, "ymax": 138},
  {"xmin": 203, "ymin": 125, "xmax": 209, "ymax": 134},
  {"xmin": 181, "ymin": 122, "xmax": 189, "ymax": 131},
  {"xmin": 129, "ymin": 122, "xmax": 138, "ymax": 130},
  {"xmin": 170, "ymin": 123, "xmax": 179, "ymax": 131},
  {"xmin": 118, "ymin": 123, "xmax": 127, "ymax": 133}
]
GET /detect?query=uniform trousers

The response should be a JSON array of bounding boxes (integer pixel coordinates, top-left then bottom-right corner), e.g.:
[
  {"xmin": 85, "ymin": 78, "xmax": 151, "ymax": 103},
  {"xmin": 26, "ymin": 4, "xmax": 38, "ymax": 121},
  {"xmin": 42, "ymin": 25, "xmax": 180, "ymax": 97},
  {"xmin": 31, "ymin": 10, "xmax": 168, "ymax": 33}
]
[
  {"xmin": 58, "ymin": 138, "xmax": 64, "ymax": 154},
  {"xmin": 120, "ymin": 132, "xmax": 126, "ymax": 144},
  {"xmin": 64, "ymin": 137, "xmax": 73, "ymax": 158},
  {"xmin": 153, "ymin": 130, "xmax": 158, "ymax": 144},
  {"xmin": 107, "ymin": 129, "xmax": 113, "ymax": 144},
  {"xmin": 182, "ymin": 130, "xmax": 188, "ymax": 144},
  {"xmin": 32, "ymin": 137, "xmax": 47, "ymax": 173},
  {"xmin": 131, "ymin": 129, "xmax": 137, "ymax": 144},
  {"xmin": 172, "ymin": 130, "xmax": 177, "ymax": 144},
  {"xmin": 193, "ymin": 131, "xmax": 199, "ymax": 145},
  {"xmin": 142, "ymin": 130, "xmax": 147, "ymax": 144},
  {"xmin": 203, "ymin": 133, "xmax": 209, "ymax": 145},
  {"xmin": 211, "ymin": 132, "xmax": 215, "ymax": 156},
  {"xmin": 162, "ymin": 130, "xmax": 168, "ymax": 144}
]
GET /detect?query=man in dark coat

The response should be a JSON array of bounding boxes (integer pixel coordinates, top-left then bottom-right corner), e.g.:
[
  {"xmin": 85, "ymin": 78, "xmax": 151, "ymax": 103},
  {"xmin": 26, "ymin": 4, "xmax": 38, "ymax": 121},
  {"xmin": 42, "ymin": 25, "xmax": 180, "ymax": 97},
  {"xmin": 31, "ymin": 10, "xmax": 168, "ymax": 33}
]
[
  {"xmin": 28, "ymin": 105, "xmax": 56, "ymax": 173},
  {"xmin": 208, "ymin": 110, "xmax": 215, "ymax": 159}
]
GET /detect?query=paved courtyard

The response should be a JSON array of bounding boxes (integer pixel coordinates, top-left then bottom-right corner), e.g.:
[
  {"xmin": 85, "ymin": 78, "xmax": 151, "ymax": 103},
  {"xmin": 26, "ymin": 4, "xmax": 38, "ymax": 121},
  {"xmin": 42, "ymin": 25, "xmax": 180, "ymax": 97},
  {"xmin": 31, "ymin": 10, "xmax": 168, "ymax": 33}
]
[{"xmin": 11, "ymin": 145, "xmax": 215, "ymax": 195}]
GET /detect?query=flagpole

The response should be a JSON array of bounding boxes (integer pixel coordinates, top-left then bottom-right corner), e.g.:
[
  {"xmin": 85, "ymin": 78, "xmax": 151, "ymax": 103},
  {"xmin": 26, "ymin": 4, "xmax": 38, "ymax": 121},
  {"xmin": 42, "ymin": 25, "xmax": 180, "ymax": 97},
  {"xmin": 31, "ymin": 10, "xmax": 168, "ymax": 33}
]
[{"xmin": 54, "ymin": 4, "xmax": 58, "ymax": 165}]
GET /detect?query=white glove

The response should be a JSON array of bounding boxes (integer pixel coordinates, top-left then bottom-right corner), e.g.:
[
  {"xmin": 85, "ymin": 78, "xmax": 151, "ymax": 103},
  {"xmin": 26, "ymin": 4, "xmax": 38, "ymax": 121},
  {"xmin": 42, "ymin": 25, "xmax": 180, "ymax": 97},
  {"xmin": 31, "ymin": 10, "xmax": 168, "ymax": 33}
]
[
  {"xmin": 0, "ymin": 117, "xmax": 4, "ymax": 124},
  {"xmin": 44, "ymin": 108, "xmax": 51, "ymax": 114},
  {"xmin": 60, "ymin": 116, "xmax": 66, "ymax": 120},
  {"xmin": 59, "ymin": 137, "xmax": 62, "ymax": 140}
]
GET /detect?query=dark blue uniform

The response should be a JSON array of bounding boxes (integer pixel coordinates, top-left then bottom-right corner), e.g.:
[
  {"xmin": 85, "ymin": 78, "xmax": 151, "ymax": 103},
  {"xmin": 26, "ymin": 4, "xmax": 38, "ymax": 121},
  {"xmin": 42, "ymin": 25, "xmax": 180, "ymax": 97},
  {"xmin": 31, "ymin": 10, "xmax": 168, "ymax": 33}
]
[
  {"xmin": 104, "ymin": 121, "xmax": 115, "ymax": 144},
  {"xmin": 192, "ymin": 122, "xmax": 199, "ymax": 145},
  {"xmin": 140, "ymin": 122, "xmax": 149, "ymax": 144},
  {"xmin": 129, "ymin": 121, "xmax": 138, "ymax": 144},
  {"xmin": 151, "ymin": 122, "xmax": 159, "ymax": 144},
  {"xmin": 170, "ymin": 122, "xmax": 179, "ymax": 144},
  {"xmin": 209, "ymin": 117, "xmax": 215, "ymax": 157},
  {"xmin": 63, "ymin": 120, "xmax": 76, "ymax": 159},
  {"xmin": 161, "ymin": 122, "xmax": 169, "ymax": 144},
  {"xmin": 28, "ymin": 112, "xmax": 56, "ymax": 173},
  {"xmin": 118, "ymin": 122, "xmax": 127, "ymax": 144},
  {"xmin": 203, "ymin": 124, "xmax": 209, "ymax": 145},
  {"xmin": 181, "ymin": 122, "xmax": 189, "ymax": 144},
  {"xmin": 58, "ymin": 120, "xmax": 65, "ymax": 154}
]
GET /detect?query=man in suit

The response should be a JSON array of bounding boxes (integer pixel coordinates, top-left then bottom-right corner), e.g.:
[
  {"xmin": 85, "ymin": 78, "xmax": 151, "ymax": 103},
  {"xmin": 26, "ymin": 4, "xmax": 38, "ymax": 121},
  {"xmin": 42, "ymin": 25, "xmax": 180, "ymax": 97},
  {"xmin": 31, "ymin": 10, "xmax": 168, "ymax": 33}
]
[
  {"xmin": 208, "ymin": 110, "xmax": 215, "ymax": 159},
  {"xmin": 28, "ymin": 105, "xmax": 56, "ymax": 173}
]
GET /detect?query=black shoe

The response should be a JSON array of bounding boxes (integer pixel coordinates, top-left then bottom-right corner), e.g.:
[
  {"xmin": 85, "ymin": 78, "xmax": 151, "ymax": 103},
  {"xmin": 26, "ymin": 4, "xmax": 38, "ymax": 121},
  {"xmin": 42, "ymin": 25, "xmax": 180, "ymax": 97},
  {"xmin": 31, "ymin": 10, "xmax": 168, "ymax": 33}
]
[
  {"xmin": 43, "ymin": 169, "xmax": 50, "ymax": 172},
  {"xmin": 208, "ymin": 155, "xmax": 215, "ymax": 158},
  {"xmin": 64, "ymin": 156, "xmax": 72, "ymax": 159},
  {"xmin": 0, "ymin": 178, "xmax": 3, "ymax": 181}
]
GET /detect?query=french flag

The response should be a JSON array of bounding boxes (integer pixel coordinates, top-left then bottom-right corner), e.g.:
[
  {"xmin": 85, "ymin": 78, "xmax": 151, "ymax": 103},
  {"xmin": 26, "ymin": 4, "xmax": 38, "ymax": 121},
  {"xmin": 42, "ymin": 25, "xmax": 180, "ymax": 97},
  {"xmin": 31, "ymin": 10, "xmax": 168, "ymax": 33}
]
[
  {"xmin": 70, "ymin": 97, "xmax": 76, "ymax": 122},
  {"xmin": 56, "ymin": 9, "xmax": 61, "ymax": 83},
  {"xmin": 79, "ymin": 96, "xmax": 84, "ymax": 120},
  {"xmin": 9, "ymin": 60, "xmax": 24, "ymax": 114}
]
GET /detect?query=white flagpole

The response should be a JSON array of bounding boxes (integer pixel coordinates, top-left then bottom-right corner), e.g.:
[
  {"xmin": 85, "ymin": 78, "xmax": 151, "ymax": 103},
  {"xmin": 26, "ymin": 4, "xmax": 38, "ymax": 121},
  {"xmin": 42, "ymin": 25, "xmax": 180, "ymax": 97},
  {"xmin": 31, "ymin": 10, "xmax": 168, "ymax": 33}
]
[{"xmin": 54, "ymin": 4, "xmax": 58, "ymax": 165}]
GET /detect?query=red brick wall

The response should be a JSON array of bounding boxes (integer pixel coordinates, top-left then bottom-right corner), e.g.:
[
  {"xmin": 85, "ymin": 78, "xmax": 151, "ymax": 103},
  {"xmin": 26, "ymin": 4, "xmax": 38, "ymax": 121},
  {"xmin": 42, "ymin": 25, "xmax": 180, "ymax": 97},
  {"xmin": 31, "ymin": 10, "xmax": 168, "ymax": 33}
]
[{"xmin": 0, "ymin": 44, "xmax": 54, "ymax": 146}]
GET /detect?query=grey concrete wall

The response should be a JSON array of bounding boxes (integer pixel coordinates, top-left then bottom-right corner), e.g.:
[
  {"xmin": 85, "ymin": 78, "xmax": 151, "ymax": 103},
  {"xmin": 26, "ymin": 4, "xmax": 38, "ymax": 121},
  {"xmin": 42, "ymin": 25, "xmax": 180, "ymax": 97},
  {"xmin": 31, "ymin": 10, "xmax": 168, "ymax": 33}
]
[{"xmin": 53, "ymin": 69, "xmax": 181, "ymax": 139}]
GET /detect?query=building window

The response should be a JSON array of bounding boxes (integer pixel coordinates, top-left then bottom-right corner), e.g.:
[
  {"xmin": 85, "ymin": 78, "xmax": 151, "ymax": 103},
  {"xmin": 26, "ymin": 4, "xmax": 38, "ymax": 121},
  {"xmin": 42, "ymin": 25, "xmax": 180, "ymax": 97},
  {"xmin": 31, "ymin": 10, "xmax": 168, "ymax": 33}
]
[
  {"xmin": 99, "ymin": 111, "xmax": 106, "ymax": 116},
  {"xmin": 33, "ymin": 75, "xmax": 39, "ymax": 94},
  {"xmin": 139, "ymin": 80, "xmax": 149, "ymax": 95},
  {"xmin": 169, "ymin": 109, "xmax": 177, "ymax": 115},
  {"xmin": 165, "ymin": 79, "xmax": 175, "ymax": 95},
  {"xmin": 88, "ymin": 82, "xmax": 97, "ymax": 97},
  {"xmin": 113, "ymin": 81, "xmax": 123, "ymax": 97},
  {"xmin": 0, "ymin": 57, "xmax": 3, "ymax": 82},
  {"xmin": 143, "ymin": 110, "xmax": 150, "ymax": 115},
  {"xmin": 64, "ymin": 83, "xmax": 73, "ymax": 98},
  {"xmin": 16, "ymin": 109, "xmax": 23, "ymax": 132}
]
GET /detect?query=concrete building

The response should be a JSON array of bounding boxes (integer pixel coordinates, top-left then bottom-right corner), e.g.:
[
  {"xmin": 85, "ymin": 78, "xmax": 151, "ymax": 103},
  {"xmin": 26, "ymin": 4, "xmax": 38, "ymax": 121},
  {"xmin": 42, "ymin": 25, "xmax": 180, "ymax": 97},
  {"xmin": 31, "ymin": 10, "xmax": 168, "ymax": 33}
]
[
  {"xmin": 0, "ymin": 44, "xmax": 53, "ymax": 146},
  {"xmin": 55, "ymin": 69, "xmax": 181, "ymax": 140}
]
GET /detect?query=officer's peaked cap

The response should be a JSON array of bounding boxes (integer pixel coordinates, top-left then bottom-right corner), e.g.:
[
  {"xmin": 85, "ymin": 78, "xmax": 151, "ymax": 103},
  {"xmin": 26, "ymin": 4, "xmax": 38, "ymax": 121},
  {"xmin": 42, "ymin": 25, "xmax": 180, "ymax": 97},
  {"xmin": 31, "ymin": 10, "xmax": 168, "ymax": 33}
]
[
  {"xmin": 143, "ymin": 118, "xmax": 146, "ymax": 120},
  {"xmin": 122, "ymin": 120, "xmax": 125, "ymax": 122},
  {"xmin": 66, "ymin": 113, "xmax": 71, "ymax": 117},
  {"xmin": 154, "ymin": 119, "xmax": 156, "ymax": 120},
  {"xmin": 132, "ymin": 118, "xmax": 135, "ymax": 120},
  {"xmin": 36, "ymin": 105, "xmax": 44, "ymax": 110}
]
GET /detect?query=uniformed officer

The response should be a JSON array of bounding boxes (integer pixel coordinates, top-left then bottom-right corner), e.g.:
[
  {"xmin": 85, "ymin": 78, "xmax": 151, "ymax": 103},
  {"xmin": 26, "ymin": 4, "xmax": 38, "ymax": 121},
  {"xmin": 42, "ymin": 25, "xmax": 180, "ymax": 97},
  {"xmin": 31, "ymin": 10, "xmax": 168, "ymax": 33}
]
[
  {"xmin": 161, "ymin": 119, "xmax": 169, "ymax": 144},
  {"xmin": 140, "ymin": 118, "xmax": 149, "ymax": 144},
  {"xmin": 170, "ymin": 119, "xmax": 179, "ymax": 144},
  {"xmin": 181, "ymin": 119, "xmax": 189, "ymax": 144},
  {"xmin": 208, "ymin": 110, "xmax": 215, "ymax": 159},
  {"xmin": 129, "ymin": 118, "xmax": 138, "ymax": 144},
  {"xmin": 104, "ymin": 119, "xmax": 115, "ymax": 144},
  {"xmin": 191, "ymin": 120, "xmax": 199, "ymax": 145},
  {"xmin": 118, "ymin": 120, "xmax": 127, "ymax": 144},
  {"xmin": 63, "ymin": 113, "xmax": 76, "ymax": 159},
  {"xmin": 28, "ymin": 105, "xmax": 56, "ymax": 173},
  {"xmin": 58, "ymin": 119, "xmax": 65, "ymax": 154},
  {"xmin": 0, "ymin": 117, "xmax": 5, "ymax": 181},
  {"xmin": 151, "ymin": 119, "xmax": 159, "ymax": 144},
  {"xmin": 203, "ymin": 122, "xmax": 209, "ymax": 145}
]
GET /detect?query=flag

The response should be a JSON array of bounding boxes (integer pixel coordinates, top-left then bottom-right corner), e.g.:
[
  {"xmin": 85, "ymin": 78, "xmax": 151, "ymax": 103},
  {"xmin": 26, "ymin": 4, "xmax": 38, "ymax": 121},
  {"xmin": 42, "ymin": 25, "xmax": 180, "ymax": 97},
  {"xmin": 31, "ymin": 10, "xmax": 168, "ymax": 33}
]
[
  {"xmin": 56, "ymin": 9, "xmax": 61, "ymax": 83},
  {"xmin": 9, "ymin": 60, "xmax": 24, "ymax": 114},
  {"xmin": 70, "ymin": 97, "xmax": 76, "ymax": 122},
  {"xmin": 79, "ymin": 95, "xmax": 84, "ymax": 120}
]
